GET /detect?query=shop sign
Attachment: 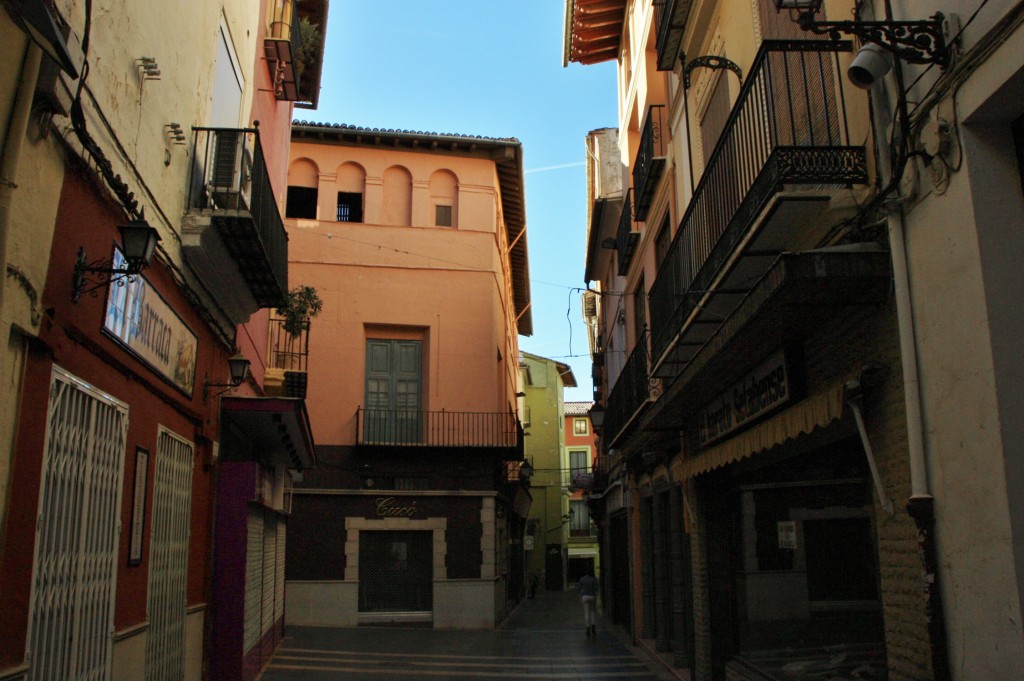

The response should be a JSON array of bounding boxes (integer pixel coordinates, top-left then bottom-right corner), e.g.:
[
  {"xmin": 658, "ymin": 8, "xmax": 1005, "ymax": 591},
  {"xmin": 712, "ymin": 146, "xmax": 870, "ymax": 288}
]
[
  {"xmin": 696, "ymin": 349, "xmax": 791, "ymax": 447},
  {"xmin": 103, "ymin": 249, "xmax": 197, "ymax": 395},
  {"xmin": 778, "ymin": 520, "xmax": 797, "ymax": 549},
  {"xmin": 374, "ymin": 496, "xmax": 418, "ymax": 518}
]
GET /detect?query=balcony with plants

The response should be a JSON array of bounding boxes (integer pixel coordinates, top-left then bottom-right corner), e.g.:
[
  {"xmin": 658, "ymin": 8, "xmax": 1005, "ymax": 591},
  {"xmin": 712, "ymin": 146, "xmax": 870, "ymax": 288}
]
[{"xmin": 648, "ymin": 40, "xmax": 869, "ymax": 378}]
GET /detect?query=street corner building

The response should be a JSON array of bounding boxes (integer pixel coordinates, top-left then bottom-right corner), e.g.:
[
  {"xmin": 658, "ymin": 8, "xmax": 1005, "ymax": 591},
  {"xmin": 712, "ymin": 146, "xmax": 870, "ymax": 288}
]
[
  {"xmin": 567, "ymin": 1, "xmax": 1024, "ymax": 680},
  {"xmin": 280, "ymin": 122, "xmax": 533, "ymax": 629},
  {"xmin": 0, "ymin": 0, "xmax": 328, "ymax": 680}
]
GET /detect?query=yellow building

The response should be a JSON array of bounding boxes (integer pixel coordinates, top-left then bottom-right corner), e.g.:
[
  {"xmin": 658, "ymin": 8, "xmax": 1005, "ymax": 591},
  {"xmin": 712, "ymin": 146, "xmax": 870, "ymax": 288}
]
[{"xmin": 520, "ymin": 352, "xmax": 577, "ymax": 591}]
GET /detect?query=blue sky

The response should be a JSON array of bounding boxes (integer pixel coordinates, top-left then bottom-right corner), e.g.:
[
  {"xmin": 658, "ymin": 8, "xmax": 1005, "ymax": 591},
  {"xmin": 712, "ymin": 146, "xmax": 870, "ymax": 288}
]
[{"xmin": 309, "ymin": 1, "xmax": 618, "ymax": 402}]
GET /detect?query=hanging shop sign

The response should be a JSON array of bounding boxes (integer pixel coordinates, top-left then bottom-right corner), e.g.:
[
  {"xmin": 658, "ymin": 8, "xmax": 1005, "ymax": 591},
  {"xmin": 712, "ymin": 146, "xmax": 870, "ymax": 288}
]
[
  {"xmin": 103, "ymin": 249, "xmax": 198, "ymax": 396},
  {"xmin": 696, "ymin": 348, "xmax": 792, "ymax": 447}
]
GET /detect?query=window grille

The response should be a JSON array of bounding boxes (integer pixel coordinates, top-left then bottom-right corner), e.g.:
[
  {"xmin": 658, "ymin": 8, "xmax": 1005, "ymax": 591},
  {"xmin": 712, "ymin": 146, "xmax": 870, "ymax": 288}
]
[
  {"xmin": 358, "ymin": 531, "xmax": 433, "ymax": 612},
  {"xmin": 28, "ymin": 367, "xmax": 128, "ymax": 681},
  {"xmin": 145, "ymin": 428, "xmax": 195, "ymax": 681},
  {"xmin": 337, "ymin": 191, "xmax": 363, "ymax": 222}
]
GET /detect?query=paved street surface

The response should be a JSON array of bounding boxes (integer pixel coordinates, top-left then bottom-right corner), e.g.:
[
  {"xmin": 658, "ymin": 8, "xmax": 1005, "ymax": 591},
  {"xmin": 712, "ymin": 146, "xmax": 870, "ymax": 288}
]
[{"xmin": 260, "ymin": 588, "xmax": 679, "ymax": 680}]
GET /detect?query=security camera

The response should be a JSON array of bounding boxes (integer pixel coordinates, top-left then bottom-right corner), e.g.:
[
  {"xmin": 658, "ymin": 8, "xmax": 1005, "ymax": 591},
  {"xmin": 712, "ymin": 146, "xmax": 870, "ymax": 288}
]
[{"xmin": 847, "ymin": 43, "xmax": 893, "ymax": 89}]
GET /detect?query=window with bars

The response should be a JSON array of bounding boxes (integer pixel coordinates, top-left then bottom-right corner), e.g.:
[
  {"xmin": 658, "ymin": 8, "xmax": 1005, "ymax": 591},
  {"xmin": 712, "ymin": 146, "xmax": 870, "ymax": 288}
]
[{"xmin": 337, "ymin": 191, "xmax": 363, "ymax": 222}]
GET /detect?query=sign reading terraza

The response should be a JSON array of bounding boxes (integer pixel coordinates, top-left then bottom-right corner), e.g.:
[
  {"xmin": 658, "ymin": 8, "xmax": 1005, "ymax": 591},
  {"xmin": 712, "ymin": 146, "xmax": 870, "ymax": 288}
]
[
  {"xmin": 103, "ymin": 249, "xmax": 197, "ymax": 395},
  {"xmin": 375, "ymin": 497, "xmax": 418, "ymax": 518},
  {"xmin": 696, "ymin": 349, "xmax": 791, "ymax": 447}
]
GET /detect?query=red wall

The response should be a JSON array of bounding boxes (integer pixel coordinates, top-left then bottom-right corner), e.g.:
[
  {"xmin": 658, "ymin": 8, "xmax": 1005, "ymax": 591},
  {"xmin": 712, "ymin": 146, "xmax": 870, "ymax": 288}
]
[{"xmin": 0, "ymin": 166, "xmax": 230, "ymax": 664}]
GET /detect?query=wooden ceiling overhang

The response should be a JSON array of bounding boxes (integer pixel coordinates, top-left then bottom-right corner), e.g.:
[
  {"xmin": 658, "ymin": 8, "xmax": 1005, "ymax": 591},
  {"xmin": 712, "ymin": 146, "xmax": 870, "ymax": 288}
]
[
  {"xmin": 290, "ymin": 122, "xmax": 533, "ymax": 337},
  {"xmin": 563, "ymin": 0, "xmax": 627, "ymax": 66}
]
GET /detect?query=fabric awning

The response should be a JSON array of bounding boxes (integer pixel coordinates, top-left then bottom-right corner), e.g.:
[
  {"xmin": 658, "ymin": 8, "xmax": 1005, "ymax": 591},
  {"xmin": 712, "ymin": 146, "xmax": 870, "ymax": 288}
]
[
  {"xmin": 220, "ymin": 396, "xmax": 316, "ymax": 469},
  {"xmin": 672, "ymin": 382, "xmax": 846, "ymax": 480}
]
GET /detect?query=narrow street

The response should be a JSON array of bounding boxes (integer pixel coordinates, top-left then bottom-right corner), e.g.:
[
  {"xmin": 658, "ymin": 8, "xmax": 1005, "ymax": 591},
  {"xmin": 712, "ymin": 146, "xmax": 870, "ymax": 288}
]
[{"xmin": 259, "ymin": 588, "xmax": 680, "ymax": 681}]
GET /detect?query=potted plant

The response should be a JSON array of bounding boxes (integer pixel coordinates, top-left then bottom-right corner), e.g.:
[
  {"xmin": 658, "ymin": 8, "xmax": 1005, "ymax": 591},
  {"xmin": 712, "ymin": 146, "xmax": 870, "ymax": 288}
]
[
  {"xmin": 268, "ymin": 286, "xmax": 322, "ymax": 398},
  {"xmin": 277, "ymin": 285, "xmax": 322, "ymax": 338}
]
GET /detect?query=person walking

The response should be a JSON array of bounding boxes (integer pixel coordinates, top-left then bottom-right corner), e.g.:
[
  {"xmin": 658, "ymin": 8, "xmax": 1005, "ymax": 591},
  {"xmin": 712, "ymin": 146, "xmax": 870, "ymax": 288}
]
[{"xmin": 579, "ymin": 572, "xmax": 598, "ymax": 637}]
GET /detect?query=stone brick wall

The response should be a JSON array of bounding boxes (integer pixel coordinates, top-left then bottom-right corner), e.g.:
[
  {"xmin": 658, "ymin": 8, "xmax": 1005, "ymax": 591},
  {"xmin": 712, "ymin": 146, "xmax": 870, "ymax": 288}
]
[{"xmin": 801, "ymin": 299, "xmax": 933, "ymax": 681}]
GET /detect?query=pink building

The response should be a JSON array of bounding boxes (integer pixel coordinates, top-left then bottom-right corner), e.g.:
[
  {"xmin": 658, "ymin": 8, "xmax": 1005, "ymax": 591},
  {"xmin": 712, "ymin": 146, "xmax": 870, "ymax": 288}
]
[{"xmin": 282, "ymin": 123, "xmax": 532, "ymax": 628}]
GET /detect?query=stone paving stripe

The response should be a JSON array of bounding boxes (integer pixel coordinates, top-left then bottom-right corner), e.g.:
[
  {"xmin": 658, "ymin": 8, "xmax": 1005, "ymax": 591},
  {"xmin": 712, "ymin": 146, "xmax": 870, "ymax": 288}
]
[
  {"xmin": 277, "ymin": 647, "xmax": 638, "ymax": 662},
  {"xmin": 273, "ymin": 653, "xmax": 648, "ymax": 669},
  {"xmin": 266, "ymin": 662, "xmax": 659, "ymax": 678}
]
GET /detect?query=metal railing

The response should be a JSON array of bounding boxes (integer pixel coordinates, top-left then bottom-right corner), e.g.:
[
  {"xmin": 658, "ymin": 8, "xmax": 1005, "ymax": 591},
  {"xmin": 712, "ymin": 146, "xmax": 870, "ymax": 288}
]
[
  {"xmin": 604, "ymin": 330, "xmax": 651, "ymax": 445},
  {"xmin": 269, "ymin": 317, "xmax": 309, "ymax": 371},
  {"xmin": 616, "ymin": 189, "xmax": 639, "ymax": 275},
  {"xmin": 633, "ymin": 105, "xmax": 668, "ymax": 221},
  {"xmin": 655, "ymin": 0, "xmax": 693, "ymax": 70},
  {"xmin": 187, "ymin": 127, "xmax": 289, "ymax": 306},
  {"xmin": 648, "ymin": 41, "xmax": 867, "ymax": 364},
  {"xmin": 356, "ymin": 408, "xmax": 523, "ymax": 451}
]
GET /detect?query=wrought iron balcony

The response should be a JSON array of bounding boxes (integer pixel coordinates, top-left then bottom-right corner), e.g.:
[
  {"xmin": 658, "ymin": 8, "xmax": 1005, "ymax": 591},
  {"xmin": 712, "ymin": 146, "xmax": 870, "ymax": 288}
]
[
  {"xmin": 603, "ymin": 330, "xmax": 653, "ymax": 447},
  {"xmin": 632, "ymin": 105, "xmax": 667, "ymax": 221},
  {"xmin": 264, "ymin": 1, "xmax": 302, "ymax": 101},
  {"xmin": 184, "ymin": 127, "xmax": 288, "ymax": 312},
  {"xmin": 655, "ymin": 0, "xmax": 693, "ymax": 70},
  {"xmin": 265, "ymin": 316, "xmax": 310, "ymax": 399},
  {"xmin": 616, "ymin": 189, "xmax": 640, "ymax": 275},
  {"xmin": 356, "ymin": 408, "xmax": 524, "ymax": 455},
  {"xmin": 648, "ymin": 41, "xmax": 867, "ymax": 371}
]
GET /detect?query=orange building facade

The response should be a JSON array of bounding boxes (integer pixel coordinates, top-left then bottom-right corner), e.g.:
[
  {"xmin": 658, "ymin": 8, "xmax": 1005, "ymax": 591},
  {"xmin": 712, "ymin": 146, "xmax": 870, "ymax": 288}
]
[{"xmin": 282, "ymin": 123, "xmax": 532, "ymax": 628}]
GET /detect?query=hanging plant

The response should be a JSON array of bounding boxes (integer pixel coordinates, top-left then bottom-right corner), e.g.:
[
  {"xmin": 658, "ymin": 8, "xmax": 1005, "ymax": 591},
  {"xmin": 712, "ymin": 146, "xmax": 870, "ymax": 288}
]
[{"xmin": 277, "ymin": 285, "xmax": 323, "ymax": 337}]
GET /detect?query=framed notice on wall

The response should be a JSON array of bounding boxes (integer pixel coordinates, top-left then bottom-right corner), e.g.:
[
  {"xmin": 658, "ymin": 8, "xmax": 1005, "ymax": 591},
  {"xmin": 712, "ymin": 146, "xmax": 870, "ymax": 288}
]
[{"xmin": 128, "ymin": 447, "xmax": 149, "ymax": 566}]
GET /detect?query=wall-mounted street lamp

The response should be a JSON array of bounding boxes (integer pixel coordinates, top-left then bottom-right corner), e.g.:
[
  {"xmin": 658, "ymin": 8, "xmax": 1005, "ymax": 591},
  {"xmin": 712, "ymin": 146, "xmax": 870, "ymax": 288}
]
[
  {"xmin": 518, "ymin": 459, "xmax": 534, "ymax": 483},
  {"xmin": 588, "ymin": 403, "xmax": 605, "ymax": 433},
  {"xmin": 72, "ymin": 218, "xmax": 160, "ymax": 303},
  {"xmin": 203, "ymin": 354, "xmax": 251, "ymax": 400},
  {"xmin": 774, "ymin": 0, "xmax": 952, "ymax": 75}
]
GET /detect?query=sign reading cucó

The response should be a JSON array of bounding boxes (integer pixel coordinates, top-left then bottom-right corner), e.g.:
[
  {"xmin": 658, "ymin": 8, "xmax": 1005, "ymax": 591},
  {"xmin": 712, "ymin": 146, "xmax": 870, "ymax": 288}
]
[
  {"xmin": 375, "ymin": 497, "xmax": 418, "ymax": 518},
  {"xmin": 696, "ymin": 349, "xmax": 792, "ymax": 447},
  {"xmin": 103, "ymin": 248, "xmax": 198, "ymax": 395}
]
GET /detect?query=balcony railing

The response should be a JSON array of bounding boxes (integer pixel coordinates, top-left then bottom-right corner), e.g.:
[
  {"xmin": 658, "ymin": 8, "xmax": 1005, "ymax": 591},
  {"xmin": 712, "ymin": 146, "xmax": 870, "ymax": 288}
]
[
  {"xmin": 604, "ymin": 330, "xmax": 652, "ymax": 445},
  {"xmin": 633, "ymin": 105, "xmax": 668, "ymax": 221},
  {"xmin": 187, "ymin": 127, "xmax": 289, "ymax": 308},
  {"xmin": 655, "ymin": 0, "xmax": 693, "ymax": 71},
  {"xmin": 649, "ymin": 41, "xmax": 867, "ymax": 365},
  {"xmin": 616, "ymin": 189, "xmax": 640, "ymax": 275},
  {"xmin": 269, "ymin": 317, "xmax": 309, "ymax": 371},
  {"xmin": 264, "ymin": 0, "xmax": 302, "ymax": 101},
  {"xmin": 356, "ymin": 408, "xmax": 523, "ymax": 452}
]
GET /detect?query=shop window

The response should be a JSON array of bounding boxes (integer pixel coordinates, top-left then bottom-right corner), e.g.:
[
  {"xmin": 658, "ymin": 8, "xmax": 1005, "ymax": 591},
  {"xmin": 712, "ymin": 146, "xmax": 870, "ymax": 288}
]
[
  {"xmin": 337, "ymin": 192, "xmax": 363, "ymax": 222},
  {"xmin": 286, "ymin": 186, "xmax": 317, "ymax": 218}
]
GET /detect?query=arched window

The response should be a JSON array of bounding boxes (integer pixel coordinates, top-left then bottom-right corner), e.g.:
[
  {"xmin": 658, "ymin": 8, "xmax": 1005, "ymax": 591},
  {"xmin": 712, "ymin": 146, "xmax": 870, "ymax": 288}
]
[
  {"xmin": 286, "ymin": 158, "xmax": 319, "ymax": 219},
  {"xmin": 428, "ymin": 169, "xmax": 458, "ymax": 227},
  {"xmin": 336, "ymin": 162, "xmax": 366, "ymax": 222},
  {"xmin": 381, "ymin": 166, "xmax": 412, "ymax": 226}
]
